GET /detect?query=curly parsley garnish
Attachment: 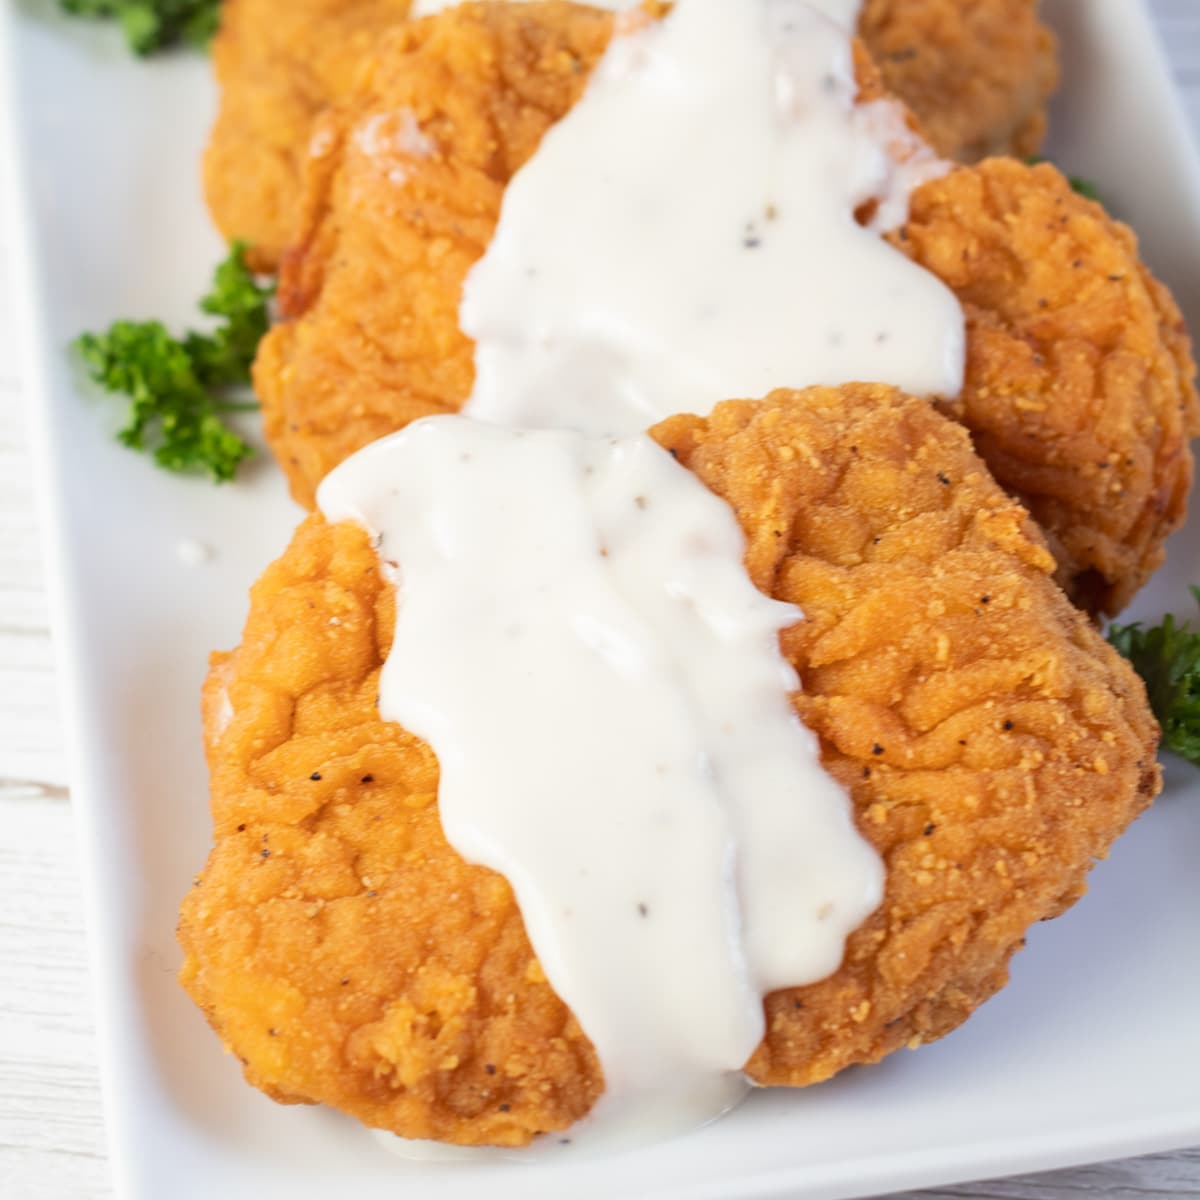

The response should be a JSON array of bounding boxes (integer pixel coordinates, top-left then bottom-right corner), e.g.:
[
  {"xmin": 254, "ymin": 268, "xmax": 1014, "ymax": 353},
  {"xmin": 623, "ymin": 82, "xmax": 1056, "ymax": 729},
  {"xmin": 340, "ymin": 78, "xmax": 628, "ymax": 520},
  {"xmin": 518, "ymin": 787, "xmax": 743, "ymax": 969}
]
[
  {"xmin": 1064, "ymin": 174, "xmax": 1102, "ymax": 203},
  {"xmin": 58, "ymin": 0, "xmax": 220, "ymax": 56},
  {"xmin": 1108, "ymin": 589, "xmax": 1200, "ymax": 765},
  {"xmin": 74, "ymin": 243, "xmax": 272, "ymax": 483}
]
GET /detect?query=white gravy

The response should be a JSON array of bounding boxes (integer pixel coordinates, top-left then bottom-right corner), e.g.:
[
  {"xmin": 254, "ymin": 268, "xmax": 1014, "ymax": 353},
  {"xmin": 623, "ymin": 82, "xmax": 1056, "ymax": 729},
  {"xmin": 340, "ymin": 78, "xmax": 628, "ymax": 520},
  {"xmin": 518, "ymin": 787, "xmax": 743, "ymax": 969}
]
[
  {"xmin": 460, "ymin": 0, "xmax": 961, "ymax": 434},
  {"xmin": 319, "ymin": 417, "xmax": 884, "ymax": 1147},
  {"xmin": 316, "ymin": 0, "xmax": 971, "ymax": 1150}
]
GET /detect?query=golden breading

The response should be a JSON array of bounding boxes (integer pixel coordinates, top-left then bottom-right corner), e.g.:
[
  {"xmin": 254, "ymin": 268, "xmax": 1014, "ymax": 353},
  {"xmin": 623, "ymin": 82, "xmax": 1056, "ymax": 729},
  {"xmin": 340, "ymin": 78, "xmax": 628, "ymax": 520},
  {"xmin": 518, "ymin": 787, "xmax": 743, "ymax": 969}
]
[
  {"xmin": 179, "ymin": 385, "xmax": 1160, "ymax": 1145},
  {"xmin": 896, "ymin": 159, "xmax": 1200, "ymax": 614},
  {"xmin": 254, "ymin": 4, "xmax": 901, "ymax": 500},
  {"xmin": 203, "ymin": 0, "xmax": 1058, "ymax": 269},
  {"xmin": 254, "ymin": 4, "xmax": 614, "ymax": 492},
  {"xmin": 253, "ymin": 3, "xmax": 1198, "ymax": 614},
  {"xmin": 203, "ymin": 0, "xmax": 413, "ymax": 273},
  {"xmin": 862, "ymin": 0, "xmax": 1058, "ymax": 162}
]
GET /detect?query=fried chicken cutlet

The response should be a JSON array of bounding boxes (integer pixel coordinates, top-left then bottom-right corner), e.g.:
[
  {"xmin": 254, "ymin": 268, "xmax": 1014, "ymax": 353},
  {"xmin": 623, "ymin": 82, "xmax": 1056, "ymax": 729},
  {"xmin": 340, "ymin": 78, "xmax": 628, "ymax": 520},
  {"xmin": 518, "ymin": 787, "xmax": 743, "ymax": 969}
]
[
  {"xmin": 204, "ymin": 0, "xmax": 1058, "ymax": 269},
  {"xmin": 253, "ymin": 2, "xmax": 1198, "ymax": 616},
  {"xmin": 203, "ymin": 0, "xmax": 413, "ymax": 273},
  {"xmin": 179, "ymin": 384, "xmax": 1160, "ymax": 1145},
  {"xmin": 862, "ymin": 0, "xmax": 1057, "ymax": 162},
  {"xmin": 896, "ymin": 159, "xmax": 1200, "ymax": 616}
]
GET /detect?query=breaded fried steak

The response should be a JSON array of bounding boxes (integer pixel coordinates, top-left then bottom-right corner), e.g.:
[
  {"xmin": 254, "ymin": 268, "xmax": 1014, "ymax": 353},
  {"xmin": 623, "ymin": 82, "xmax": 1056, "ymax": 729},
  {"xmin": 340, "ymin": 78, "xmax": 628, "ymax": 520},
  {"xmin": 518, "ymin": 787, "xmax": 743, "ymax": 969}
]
[
  {"xmin": 203, "ymin": 0, "xmax": 1058, "ymax": 268},
  {"xmin": 252, "ymin": 2, "xmax": 1197, "ymax": 615},
  {"xmin": 862, "ymin": 0, "xmax": 1057, "ymax": 162},
  {"xmin": 204, "ymin": 0, "xmax": 414, "ymax": 273},
  {"xmin": 893, "ymin": 159, "xmax": 1200, "ymax": 616},
  {"xmin": 179, "ymin": 385, "xmax": 1160, "ymax": 1145}
]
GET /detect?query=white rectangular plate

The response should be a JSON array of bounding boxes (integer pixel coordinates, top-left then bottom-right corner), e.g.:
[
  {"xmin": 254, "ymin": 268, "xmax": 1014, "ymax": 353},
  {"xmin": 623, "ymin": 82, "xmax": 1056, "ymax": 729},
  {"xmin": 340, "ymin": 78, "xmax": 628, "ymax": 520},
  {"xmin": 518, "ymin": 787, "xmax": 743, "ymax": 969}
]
[{"xmin": 3, "ymin": 1, "xmax": 1199, "ymax": 1197}]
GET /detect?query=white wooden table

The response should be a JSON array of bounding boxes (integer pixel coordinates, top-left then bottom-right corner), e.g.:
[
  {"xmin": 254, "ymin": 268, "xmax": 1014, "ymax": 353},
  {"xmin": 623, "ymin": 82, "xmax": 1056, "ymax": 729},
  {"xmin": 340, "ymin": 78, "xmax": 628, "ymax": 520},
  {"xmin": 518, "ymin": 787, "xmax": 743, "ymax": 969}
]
[{"xmin": 2, "ymin": 3, "xmax": 1200, "ymax": 1197}]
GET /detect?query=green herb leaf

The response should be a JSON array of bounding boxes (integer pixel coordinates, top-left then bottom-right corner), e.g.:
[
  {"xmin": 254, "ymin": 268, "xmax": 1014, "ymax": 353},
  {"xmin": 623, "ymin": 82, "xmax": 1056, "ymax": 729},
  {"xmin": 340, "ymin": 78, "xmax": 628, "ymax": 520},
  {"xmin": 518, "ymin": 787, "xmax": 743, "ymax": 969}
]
[
  {"xmin": 73, "ymin": 242, "xmax": 272, "ymax": 483},
  {"xmin": 186, "ymin": 242, "xmax": 274, "ymax": 388},
  {"xmin": 1064, "ymin": 174, "xmax": 1101, "ymax": 203},
  {"xmin": 1108, "ymin": 587, "xmax": 1200, "ymax": 765},
  {"xmin": 58, "ymin": 0, "xmax": 221, "ymax": 55}
]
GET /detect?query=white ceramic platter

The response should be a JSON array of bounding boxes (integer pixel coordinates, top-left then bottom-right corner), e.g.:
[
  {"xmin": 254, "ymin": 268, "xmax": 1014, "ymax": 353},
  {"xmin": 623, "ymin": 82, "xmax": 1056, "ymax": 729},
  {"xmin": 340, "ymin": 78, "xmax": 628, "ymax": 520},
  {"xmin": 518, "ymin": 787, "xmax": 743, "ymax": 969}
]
[{"xmin": 2, "ymin": 1, "xmax": 1199, "ymax": 1197}]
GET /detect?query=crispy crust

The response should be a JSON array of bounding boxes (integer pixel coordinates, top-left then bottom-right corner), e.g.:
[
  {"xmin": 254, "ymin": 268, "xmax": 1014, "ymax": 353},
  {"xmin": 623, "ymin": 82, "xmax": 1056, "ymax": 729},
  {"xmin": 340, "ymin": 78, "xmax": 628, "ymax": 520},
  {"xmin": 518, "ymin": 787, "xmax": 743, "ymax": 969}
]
[
  {"xmin": 896, "ymin": 159, "xmax": 1200, "ymax": 613},
  {"xmin": 203, "ymin": 0, "xmax": 1059, "ymax": 268},
  {"xmin": 203, "ymin": 0, "xmax": 413, "ymax": 272},
  {"xmin": 179, "ymin": 385, "xmax": 1160, "ymax": 1144},
  {"xmin": 253, "ymin": 3, "xmax": 1197, "ymax": 614},
  {"xmin": 861, "ymin": 0, "xmax": 1058, "ymax": 162},
  {"xmin": 254, "ymin": 3, "xmax": 616, "ymax": 493},
  {"xmin": 252, "ymin": 6, "xmax": 894, "ymax": 505}
]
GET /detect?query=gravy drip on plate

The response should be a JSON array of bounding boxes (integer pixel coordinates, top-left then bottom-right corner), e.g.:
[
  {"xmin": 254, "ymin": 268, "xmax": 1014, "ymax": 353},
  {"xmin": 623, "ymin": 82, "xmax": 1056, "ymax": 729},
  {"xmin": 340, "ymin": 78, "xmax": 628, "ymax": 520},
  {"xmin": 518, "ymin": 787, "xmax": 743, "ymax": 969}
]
[
  {"xmin": 319, "ymin": 417, "xmax": 884, "ymax": 1147},
  {"xmin": 462, "ymin": 0, "xmax": 963, "ymax": 434}
]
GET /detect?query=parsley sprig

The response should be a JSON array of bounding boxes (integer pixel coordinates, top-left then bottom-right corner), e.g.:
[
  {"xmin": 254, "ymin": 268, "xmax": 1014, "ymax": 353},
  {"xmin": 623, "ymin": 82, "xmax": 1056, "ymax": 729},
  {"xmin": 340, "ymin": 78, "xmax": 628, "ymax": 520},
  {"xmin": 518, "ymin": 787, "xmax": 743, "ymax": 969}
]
[
  {"xmin": 58, "ymin": 0, "xmax": 220, "ymax": 56},
  {"xmin": 1108, "ymin": 589, "xmax": 1200, "ymax": 765},
  {"xmin": 74, "ymin": 242, "xmax": 272, "ymax": 483},
  {"xmin": 1063, "ymin": 174, "xmax": 1102, "ymax": 204}
]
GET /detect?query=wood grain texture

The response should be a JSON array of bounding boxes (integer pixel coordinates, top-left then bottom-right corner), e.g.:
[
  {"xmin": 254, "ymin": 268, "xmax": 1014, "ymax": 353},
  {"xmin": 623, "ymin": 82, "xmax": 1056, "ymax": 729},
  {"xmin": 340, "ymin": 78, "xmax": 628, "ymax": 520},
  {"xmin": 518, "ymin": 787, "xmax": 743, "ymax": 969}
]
[
  {"xmin": 0, "ymin": 793, "xmax": 108, "ymax": 1200},
  {"xmin": 0, "ymin": 3, "xmax": 1198, "ymax": 1198}
]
